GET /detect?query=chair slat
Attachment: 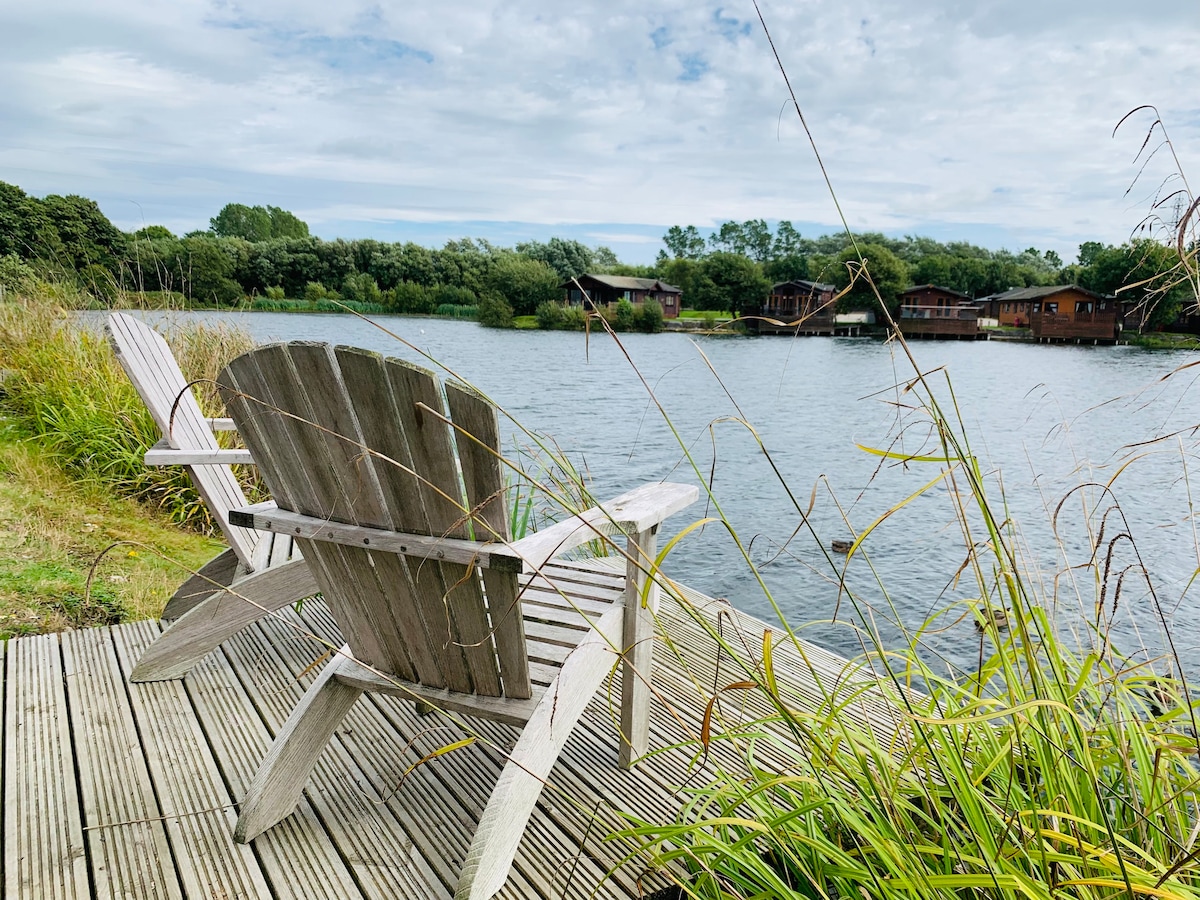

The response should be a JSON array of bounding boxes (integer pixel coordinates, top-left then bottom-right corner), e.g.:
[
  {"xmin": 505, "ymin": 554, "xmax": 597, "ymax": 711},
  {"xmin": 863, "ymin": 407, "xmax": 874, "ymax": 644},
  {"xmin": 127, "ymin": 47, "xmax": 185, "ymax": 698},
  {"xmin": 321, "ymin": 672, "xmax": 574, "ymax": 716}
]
[
  {"xmin": 445, "ymin": 382, "xmax": 530, "ymax": 699},
  {"xmin": 107, "ymin": 314, "xmax": 258, "ymax": 568},
  {"xmin": 219, "ymin": 347, "xmax": 398, "ymax": 674},
  {"xmin": 328, "ymin": 347, "xmax": 467, "ymax": 690}
]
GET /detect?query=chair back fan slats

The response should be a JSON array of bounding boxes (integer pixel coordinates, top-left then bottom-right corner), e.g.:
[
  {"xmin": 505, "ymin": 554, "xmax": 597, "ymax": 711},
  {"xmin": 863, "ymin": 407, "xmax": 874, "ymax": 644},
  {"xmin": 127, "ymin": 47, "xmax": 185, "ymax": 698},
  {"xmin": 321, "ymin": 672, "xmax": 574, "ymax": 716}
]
[
  {"xmin": 217, "ymin": 342, "xmax": 526, "ymax": 700},
  {"xmin": 106, "ymin": 313, "xmax": 259, "ymax": 568}
]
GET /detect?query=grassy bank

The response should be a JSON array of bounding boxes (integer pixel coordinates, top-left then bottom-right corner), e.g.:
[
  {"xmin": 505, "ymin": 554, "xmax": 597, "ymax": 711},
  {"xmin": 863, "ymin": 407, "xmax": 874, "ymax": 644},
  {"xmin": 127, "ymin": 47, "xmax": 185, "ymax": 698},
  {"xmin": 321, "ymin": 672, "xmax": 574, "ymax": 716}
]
[
  {"xmin": 0, "ymin": 280, "xmax": 253, "ymax": 631},
  {"xmin": 0, "ymin": 414, "xmax": 222, "ymax": 636}
]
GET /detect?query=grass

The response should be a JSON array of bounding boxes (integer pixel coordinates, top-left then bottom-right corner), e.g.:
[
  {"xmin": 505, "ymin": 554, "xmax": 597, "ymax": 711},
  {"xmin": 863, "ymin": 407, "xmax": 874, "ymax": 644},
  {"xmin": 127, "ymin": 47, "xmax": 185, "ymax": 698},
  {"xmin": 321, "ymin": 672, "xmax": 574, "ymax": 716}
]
[
  {"xmin": 0, "ymin": 414, "xmax": 222, "ymax": 634},
  {"xmin": 0, "ymin": 282, "xmax": 258, "ymax": 533},
  {"xmin": 1129, "ymin": 331, "xmax": 1200, "ymax": 350}
]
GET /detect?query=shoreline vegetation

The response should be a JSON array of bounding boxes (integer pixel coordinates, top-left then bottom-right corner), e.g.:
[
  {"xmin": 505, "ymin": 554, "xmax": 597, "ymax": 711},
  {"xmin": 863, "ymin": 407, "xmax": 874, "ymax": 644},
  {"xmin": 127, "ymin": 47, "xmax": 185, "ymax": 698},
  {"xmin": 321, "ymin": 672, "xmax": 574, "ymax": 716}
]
[
  {"xmin": 5, "ymin": 266, "xmax": 1200, "ymax": 897},
  {"xmin": 3, "ymin": 180, "xmax": 1197, "ymax": 343}
]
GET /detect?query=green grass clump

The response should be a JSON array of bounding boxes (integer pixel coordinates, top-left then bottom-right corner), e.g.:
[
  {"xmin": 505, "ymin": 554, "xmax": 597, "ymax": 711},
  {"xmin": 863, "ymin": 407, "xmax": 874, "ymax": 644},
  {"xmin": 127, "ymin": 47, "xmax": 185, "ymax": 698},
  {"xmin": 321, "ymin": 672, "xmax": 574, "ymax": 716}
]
[{"xmin": 0, "ymin": 283, "xmax": 256, "ymax": 533}]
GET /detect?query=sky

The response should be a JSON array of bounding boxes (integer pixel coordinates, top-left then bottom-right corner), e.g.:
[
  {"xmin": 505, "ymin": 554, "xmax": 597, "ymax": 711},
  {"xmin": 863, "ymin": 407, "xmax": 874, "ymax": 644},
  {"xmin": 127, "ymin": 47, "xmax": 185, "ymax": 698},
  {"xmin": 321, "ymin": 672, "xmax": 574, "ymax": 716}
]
[{"xmin": 1, "ymin": 1, "xmax": 1197, "ymax": 265}]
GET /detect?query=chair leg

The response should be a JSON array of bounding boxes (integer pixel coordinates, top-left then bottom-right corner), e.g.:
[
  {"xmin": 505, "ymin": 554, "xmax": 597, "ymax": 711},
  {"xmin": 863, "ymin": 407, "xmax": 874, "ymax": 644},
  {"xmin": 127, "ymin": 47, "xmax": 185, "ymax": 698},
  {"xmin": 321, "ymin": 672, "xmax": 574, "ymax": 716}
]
[
  {"xmin": 619, "ymin": 527, "xmax": 658, "ymax": 769},
  {"xmin": 235, "ymin": 648, "xmax": 363, "ymax": 843},
  {"xmin": 456, "ymin": 606, "xmax": 623, "ymax": 900},
  {"xmin": 131, "ymin": 558, "xmax": 318, "ymax": 682},
  {"xmin": 161, "ymin": 548, "xmax": 241, "ymax": 621}
]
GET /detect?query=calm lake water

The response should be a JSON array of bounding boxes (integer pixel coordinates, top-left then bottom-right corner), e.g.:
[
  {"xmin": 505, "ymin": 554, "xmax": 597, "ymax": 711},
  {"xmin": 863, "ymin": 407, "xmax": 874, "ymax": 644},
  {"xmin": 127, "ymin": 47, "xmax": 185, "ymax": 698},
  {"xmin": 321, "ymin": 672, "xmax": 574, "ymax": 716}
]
[{"xmin": 126, "ymin": 311, "xmax": 1200, "ymax": 676}]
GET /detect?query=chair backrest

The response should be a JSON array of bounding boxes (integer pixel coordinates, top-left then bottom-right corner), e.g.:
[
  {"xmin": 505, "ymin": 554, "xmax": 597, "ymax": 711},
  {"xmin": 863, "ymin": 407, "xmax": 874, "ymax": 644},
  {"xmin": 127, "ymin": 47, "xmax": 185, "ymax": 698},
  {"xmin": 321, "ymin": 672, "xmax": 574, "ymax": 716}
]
[
  {"xmin": 106, "ymin": 313, "xmax": 260, "ymax": 568},
  {"xmin": 217, "ymin": 341, "xmax": 530, "ymax": 700}
]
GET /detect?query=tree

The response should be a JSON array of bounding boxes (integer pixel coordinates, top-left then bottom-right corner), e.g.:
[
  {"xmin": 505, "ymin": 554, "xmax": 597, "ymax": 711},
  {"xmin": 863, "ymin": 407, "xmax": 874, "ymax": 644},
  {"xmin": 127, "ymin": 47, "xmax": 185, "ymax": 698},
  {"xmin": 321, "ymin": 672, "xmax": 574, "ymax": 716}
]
[
  {"xmin": 266, "ymin": 205, "xmax": 309, "ymax": 239},
  {"xmin": 1078, "ymin": 240, "xmax": 1189, "ymax": 329},
  {"xmin": 772, "ymin": 220, "xmax": 804, "ymax": 259},
  {"xmin": 210, "ymin": 203, "xmax": 309, "ymax": 242},
  {"xmin": 477, "ymin": 291, "xmax": 514, "ymax": 328},
  {"xmin": 592, "ymin": 245, "xmax": 621, "ymax": 271},
  {"xmin": 485, "ymin": 255, "xmax": 561, "ymax": 317},
  {"xmin": 41, "ymin": 194, "xmax": 127, "ymax": 272},
  {"xmin": 1077, "ymin": 241, "xmax": 1105, "ymax": 267},
  {"xmin": 833, "ymin": 243, "xmax": 909, "ymax": 317},
  {"xmin": 515, "ymin": 237, "xmax": 592, "ymax": 280},
  {"xmin": 695, "ymin": 252, "xmax": 771, "ymax": 316},
  {"xmin": 661, "ymin": 225, "xmax": 707, "ymax": 260},
  {"xmin": 133, "ymin": 225, "xmax": 175, "ymax": 241},
  {"xmin": 210, "ymin": 203, "xmax": 273, "ymax": 242}
]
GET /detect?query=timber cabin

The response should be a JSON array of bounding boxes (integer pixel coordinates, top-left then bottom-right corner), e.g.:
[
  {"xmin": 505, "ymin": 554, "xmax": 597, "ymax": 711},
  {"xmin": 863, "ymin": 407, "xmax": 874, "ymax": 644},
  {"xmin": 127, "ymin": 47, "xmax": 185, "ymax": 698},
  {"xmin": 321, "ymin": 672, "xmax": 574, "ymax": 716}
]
[
  {"xmin": 1004, "ymin": 285, "xmax": 1122, "ymax": 343},
  {"xmin": 562, "ymin": 274, "xmax": 682, "ymax": 319},
  {"xmin": 897, "ymin": 285, "xmax": 984, "ymax": 340},
  {"xmin": 754, "ymin": 279, "xmax": 838, "ymax": 335}
]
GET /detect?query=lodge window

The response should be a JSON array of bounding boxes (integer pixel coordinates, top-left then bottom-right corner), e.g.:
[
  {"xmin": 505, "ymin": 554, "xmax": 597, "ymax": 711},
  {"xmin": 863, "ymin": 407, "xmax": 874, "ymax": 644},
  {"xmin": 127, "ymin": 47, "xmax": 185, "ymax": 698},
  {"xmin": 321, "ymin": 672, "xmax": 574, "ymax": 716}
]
[
  {"xmin": 1079, "ymin": 301, "xmax": 1093, "ymax": 314},
  {"xmin": 569, "ymin": 289, "xmax": 581, "ymax": 302},
  {"xmin": 1032, "ymin": 303, "xmax": 1041, "ymax": 313},
  {"xmin": 1045, "ymin": 302, "xmax": 1058, "ymax": 314}
]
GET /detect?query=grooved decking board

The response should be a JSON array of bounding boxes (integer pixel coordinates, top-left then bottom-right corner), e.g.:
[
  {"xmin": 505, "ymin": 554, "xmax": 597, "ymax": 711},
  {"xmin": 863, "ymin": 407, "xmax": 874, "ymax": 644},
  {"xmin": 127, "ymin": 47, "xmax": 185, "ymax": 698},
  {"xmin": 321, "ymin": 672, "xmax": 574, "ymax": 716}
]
[
  {"xmin": 220, "ymin": 612, "xmax": 453, "ymax": 899},
  {"xmin": 111, "ymin": 621, "xmax": 273, "ymax": 900},
  {"xmin": 61, "ymin": 629, "xmax": 181, "ymax": 900},
  {"xmin": 4, "ymin": 634, "xmax": 89, "ymax": 900},
  {"xmin": 3, "ymin": 568, "xmax": 902, "ymax": 900},
  {"xmin": 179, "ymin": 639, "xmax": 363, "ymax": 900}
]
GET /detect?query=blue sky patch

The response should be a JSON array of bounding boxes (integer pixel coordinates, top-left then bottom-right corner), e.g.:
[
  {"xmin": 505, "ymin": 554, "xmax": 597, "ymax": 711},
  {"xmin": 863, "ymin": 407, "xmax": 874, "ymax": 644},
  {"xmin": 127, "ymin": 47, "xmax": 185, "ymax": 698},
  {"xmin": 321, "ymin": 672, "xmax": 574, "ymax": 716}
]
[
  {"xmin": 713, "ymin": 8, "xmax": 751, "ymax": 41},
  {"xmin": 650, "ymin": 26, "xmax": 671, "ymax": 49},
  {"xmin": 677, "ymin": 52, "xmax": 709, "ymax": 82}
]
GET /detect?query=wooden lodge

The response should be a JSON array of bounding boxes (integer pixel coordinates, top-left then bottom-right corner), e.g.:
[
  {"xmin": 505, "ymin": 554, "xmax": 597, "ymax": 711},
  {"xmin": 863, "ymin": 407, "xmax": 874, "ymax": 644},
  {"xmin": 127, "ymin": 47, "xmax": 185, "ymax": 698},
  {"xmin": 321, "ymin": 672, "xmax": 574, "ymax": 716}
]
[
  {"xmin": 753, "ymin": 279, "xmax": 840, "ymax": 335},
  {"xmin": 896, "ymin": 285, "xmax": 985, "ymax": 340},
  {"xmin": 562, "ymin": 274, "xmax": 682, "ymax": 319},
  {"xmin": 1002, "ymin": 285, "xmax": 1122, "ymax": 343}
]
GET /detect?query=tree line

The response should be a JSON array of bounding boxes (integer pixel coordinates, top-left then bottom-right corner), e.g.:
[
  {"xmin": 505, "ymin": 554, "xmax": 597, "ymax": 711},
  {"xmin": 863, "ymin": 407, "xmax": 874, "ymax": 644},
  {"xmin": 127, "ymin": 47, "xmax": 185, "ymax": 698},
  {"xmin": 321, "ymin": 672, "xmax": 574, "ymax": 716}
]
[{"xmin": 0, "ymin": 181, "xmax": 1191, "ymax": 329}]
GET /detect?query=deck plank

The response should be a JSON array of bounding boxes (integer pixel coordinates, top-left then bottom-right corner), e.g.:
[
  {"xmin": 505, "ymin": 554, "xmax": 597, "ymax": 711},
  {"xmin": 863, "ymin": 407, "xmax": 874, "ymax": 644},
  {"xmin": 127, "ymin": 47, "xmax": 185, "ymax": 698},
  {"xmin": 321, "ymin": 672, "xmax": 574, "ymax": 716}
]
[
  {"xmin": 3, "ymin": 565, "xmax": 910, "ymax": 900},
  {"xmin": 111, "ymin": 622, "xmax": 274, "ymax": 900},
  {"xmin": 222, "ymin": 610, "xmax": 456, "ymax": 899},
  {"xmin": 180, "ymin": 638, "xmax": 365, "ymax": 900},
  {"xmin": 61, "ymin": 629, "xmax": 182, "ymax": 900},
  {"xmin": 4, "ymin": 634, "xmax": 90, "ymax": 900}
]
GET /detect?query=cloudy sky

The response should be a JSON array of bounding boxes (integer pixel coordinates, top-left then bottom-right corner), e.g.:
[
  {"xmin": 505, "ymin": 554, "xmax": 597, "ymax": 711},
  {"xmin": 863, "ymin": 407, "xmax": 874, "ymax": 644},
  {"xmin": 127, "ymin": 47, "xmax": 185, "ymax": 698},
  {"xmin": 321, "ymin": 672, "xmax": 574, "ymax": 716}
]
[{"xmin": 2, "ymin": 1, "xmax": 1197, "ymax": 263}]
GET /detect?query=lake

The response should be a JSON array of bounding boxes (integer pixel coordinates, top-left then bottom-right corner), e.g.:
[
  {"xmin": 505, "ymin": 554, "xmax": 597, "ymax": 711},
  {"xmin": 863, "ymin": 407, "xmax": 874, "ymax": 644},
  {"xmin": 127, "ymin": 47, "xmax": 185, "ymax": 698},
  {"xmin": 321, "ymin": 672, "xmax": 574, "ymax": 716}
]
[{"xmin": 127, "ymin": 311, "xmax": 1200, "ymax": 677}]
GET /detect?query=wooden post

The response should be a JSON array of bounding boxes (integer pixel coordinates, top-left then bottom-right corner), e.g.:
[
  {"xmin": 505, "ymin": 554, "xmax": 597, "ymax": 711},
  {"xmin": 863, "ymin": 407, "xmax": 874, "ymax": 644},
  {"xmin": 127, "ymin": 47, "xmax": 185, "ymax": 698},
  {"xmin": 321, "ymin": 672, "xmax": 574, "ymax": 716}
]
[{"xmin": 619, "ymin": 525, "xmax": 658, "ymax": 769}]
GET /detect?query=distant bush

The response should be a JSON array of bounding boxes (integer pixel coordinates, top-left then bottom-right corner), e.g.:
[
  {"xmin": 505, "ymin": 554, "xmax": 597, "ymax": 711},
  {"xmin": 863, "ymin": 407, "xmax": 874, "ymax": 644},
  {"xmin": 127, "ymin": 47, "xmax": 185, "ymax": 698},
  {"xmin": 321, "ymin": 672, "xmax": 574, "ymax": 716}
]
[
  {"xmin": 536, "ymin": 301, "xmax": 565, "ymax": 329},
  {"xmin": 614, "ymin": 298, "xmax": 636, "ymax": 331},
  {"xmin": 388, "ymin": 281, "xmax": 435, "ymax": 315},
  {"xmin": 634, "ymin": 298, "xmax": 664, "ymax": 333},
  {"xmin": 264, "ymin": 285, "xmax": 286, "ymax": 300},
  {"xmin": 477, "ymin": 291, "xmax": 514, "ymax": 328}
]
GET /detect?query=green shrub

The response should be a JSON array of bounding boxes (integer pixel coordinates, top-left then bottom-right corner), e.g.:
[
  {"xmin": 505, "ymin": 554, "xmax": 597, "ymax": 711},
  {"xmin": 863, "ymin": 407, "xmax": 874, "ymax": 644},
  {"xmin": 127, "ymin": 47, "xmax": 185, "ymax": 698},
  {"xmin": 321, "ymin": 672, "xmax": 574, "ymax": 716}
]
[
  {"xmin": 536, "ymin": 301, "xmax": 565, "ymax": 329},
  {"xmin": 477, "ymin": 291, "xmax": 514, "ymax": 328},
  {"xmin": 633, "ymin": 298, "xmax": 664, "ymax": 332},
  {"xmin": 614, "ymin": 297, "xmax": 635, "ymax": 331},
  {"xmin": 264, "ymin": 285, "xmax": 286, "ymax": 300}
]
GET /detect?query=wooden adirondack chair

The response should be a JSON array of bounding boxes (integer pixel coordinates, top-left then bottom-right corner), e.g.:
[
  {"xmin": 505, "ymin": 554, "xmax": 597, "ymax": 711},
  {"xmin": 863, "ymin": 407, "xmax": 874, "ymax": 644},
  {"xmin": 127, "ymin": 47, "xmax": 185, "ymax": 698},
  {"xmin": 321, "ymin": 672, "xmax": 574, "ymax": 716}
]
[
  {"xmin": 217, "ymin": 341, "xmax": 697, "ymax": 900},
  {"xmin": 106, "ymin": 313, "xmax": 319, "ymax": 681}
]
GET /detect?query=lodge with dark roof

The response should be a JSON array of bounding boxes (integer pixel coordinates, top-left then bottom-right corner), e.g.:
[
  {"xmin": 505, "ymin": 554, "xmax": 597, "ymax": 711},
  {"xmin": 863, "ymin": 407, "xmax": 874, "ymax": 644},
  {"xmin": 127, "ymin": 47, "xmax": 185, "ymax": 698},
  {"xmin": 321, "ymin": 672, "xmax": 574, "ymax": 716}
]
[{"xmin": 562, "ymin": 274, "xmax": 682, "ymax": 318}]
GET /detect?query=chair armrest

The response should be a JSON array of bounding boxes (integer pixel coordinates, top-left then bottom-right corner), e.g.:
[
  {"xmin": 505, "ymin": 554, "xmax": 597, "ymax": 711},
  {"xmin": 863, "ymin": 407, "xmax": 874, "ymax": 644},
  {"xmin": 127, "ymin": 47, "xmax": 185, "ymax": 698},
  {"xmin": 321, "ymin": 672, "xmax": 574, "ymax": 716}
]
[
  {"xmin": 508, "ymin": 482, "xmax": 698, "ymax": 569},
  {"xmin": 207, "ymin": 417, "xmax": 238, "ymax": 432},
  {"xmin": 145, "ymin": 438, "xmax": 254, "ymax": 466},
  {"xmin": 228, "ymin": 501, "xmax": 527, "ymax": 573}
]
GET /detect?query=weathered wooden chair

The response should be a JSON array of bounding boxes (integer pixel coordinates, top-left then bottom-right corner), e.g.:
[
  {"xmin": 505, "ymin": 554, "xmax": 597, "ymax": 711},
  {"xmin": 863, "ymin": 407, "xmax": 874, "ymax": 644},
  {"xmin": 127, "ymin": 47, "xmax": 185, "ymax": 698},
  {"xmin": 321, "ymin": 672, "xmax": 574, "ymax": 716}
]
[
  {"xmin": 106, "ymin": 313, "xmax": 318, "ymax": 681},
  {"xmin": 217, "ymin": 341, "xmax": 697, "ymax": 900}
]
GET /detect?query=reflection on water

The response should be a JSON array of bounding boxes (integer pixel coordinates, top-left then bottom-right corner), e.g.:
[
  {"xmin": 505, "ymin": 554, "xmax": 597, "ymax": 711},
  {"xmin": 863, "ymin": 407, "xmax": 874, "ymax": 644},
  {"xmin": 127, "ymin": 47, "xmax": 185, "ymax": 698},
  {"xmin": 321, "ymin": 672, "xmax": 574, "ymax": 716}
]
[{"xmin": 111, "ymin": 311, "xmax": 1200, "ymax": 677}]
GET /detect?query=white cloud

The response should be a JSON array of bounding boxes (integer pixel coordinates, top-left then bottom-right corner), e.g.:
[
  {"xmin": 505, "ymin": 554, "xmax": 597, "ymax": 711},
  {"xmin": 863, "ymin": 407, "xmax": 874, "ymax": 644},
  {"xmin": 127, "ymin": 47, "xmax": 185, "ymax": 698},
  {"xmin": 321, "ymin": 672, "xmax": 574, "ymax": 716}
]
[{"xmin": 1, "ymin": 0, "xmax": 1196, "ymax": 262}]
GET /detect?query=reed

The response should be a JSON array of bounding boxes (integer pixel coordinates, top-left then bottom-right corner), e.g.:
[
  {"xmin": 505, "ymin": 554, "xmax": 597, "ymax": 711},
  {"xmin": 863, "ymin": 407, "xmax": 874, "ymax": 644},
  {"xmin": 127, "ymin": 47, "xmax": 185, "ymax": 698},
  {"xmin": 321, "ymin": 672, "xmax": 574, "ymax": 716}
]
[{"xmin": 0, "ymin": 282, "xmax": 255, "ymax": 533}]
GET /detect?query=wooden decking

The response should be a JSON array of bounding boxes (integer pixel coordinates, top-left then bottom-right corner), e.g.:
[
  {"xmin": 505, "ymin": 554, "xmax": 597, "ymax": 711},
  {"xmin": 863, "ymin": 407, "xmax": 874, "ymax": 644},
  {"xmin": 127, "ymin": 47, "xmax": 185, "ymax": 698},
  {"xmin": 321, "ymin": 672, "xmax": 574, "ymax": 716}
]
[{"xmin": 4, "ymin": 561, "xmax": 888, "ymax": 900}]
